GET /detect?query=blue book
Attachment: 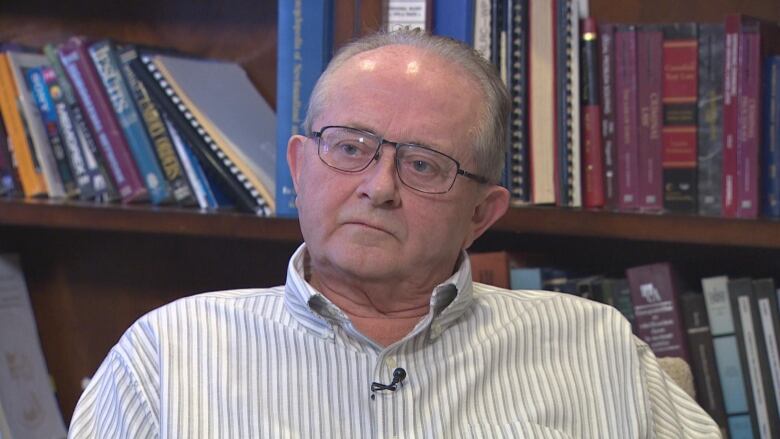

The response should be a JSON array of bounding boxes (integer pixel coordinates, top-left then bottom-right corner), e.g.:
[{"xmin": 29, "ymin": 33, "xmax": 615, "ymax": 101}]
[
  {"xmin": 510, "ymin": 267, "xmax": 568, "ymax": 290},
  {"xmin": 276, "ymin": 0, "xmax": 334, "ymax": 217},
  {"xmin": 702, "ymin": 276, "xmax": 755, "ymax": 439},
  {"xmin": 433, "ymin": 0, "xmax": 475, "ymax": 45},
  {"xmin": 762, "ymin": 56, "xmax": 780, "ymax": 218},
  {"xmin": 89, "ymin": 40, "xmax": 172, "ymax": 205}
]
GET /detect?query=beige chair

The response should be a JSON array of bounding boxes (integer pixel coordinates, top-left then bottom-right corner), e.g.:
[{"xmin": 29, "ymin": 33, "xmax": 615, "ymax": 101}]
[{"xmin": 658, "ymin": 357, "xmax": 696, "ymax": 399}]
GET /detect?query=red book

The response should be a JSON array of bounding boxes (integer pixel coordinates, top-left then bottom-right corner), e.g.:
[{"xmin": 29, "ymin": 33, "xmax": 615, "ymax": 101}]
[
  {"xmin": 614, "ymin": 25, "xmax": 640, "ymax": 211},
  {"xmin": 722, "ymin": 16, "xmax": 740, "ymax": 217},
  {"xmin": 58, "ymin": 37, "xmax": 147, "ymax": 203},
  {"xmin": 661, "ymin": 23, "xmax": 699, "ymax": 213},
  {"xmin": 581, "ymin": 17, "xmax": 605, "ymax": 208},
  {"xmin": 637, "ymin": 26, "xmax": 663, "ymax": 212},
  {"xmin": 626, "ymin": 262, "xmax": 690, "ymax": 362}
]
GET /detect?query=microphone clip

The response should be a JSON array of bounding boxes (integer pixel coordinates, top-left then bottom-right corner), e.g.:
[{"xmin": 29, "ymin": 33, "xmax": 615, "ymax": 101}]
[{"xmin": 371, "ymin": 367, "xmax": 407, "ymax": 393}]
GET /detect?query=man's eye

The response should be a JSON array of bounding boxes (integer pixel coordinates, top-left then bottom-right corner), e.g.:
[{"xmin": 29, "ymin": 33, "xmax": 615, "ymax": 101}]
[
  {"xmin": 412, "ymin": 160, "xmax": 432, "ymax": 173},
  {"xmin": 340, "ymin": 143, "xmax": 360, "ymax": 156}
]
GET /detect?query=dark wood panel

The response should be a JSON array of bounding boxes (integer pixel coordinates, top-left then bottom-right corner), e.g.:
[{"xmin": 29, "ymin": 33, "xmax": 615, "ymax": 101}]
[{"xmin": 590, "ymin": 0, "xmax": 780, "ymax": 23}]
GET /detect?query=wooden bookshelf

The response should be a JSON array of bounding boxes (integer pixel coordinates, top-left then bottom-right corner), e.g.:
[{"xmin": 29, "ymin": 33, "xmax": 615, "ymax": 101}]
[{"xmin": 0, "ymin": 0, "xmax": 778, "ymax": 425}]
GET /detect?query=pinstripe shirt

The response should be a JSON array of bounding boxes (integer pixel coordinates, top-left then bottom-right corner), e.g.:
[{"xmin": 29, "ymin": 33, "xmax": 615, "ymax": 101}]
[{"xmin": 69, "ymin": 244, "xmax": 720, "ymax": 438}]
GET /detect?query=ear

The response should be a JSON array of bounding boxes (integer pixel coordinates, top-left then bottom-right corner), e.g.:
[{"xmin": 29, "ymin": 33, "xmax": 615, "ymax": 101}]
[
  {"xmin": 286, "ymin": 134, "xmax": 309, "ymax": 195},
  {"xmin": 462, "ymin": 185, "xmax": 510, "ymax": 249}
]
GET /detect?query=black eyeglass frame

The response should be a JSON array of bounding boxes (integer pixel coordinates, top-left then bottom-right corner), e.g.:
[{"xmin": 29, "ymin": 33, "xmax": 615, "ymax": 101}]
[{"xmin": 310, "ymin": 125, "xmax": 490, "ymax": 194}]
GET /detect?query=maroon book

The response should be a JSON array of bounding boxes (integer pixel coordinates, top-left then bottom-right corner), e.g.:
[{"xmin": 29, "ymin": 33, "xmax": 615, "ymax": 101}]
[
  {"xmin": 722, "ymin": 16, "xmax": 740, "ymax": 217},
  {"xmin": 626, "ymin": 262, "xmax": 690, "ymax": 362},
  {"xmin": 637, "ymin": 26, "xmax": 663, "ymax": 212},
  {"xmin": 599, "ymin": 23, "xmax": 618, "ymax": 209},
  {"xmin": 58, "ymin": 37, "xmax": 147, "ymax": 203},
  {"xmin": 733, "ymin": 17, "xmax": 780, "ymax": 218},
  {"xmin": 582, "ymin": 17, "xmax": 605, "ymax": 208},
  {"xmin": 662, "ymin": 23, "xmax": 699, "ymax": 213},
  {"xmin": 614, "ymin": 25, "xmax": 640, "ymax": 211}
]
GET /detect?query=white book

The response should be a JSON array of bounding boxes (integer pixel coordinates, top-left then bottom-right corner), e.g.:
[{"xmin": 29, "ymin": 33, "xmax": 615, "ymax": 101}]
[
  {"xmin": 0, "ymin": 254, "xmax": 66, "ymax": 439},
  {"xmin": 472, "ymin": 0, "xmax": 492, "ymax": 60}
]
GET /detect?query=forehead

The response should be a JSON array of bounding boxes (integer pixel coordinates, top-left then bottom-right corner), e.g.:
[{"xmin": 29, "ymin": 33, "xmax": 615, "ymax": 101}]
[{"xmin": 318, "ymin": 45, "xmax": 483, "ymax": 155}]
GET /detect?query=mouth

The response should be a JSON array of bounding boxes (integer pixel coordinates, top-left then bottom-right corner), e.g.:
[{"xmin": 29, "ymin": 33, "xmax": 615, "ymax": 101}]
[{"xmin": 343, "ymin": 221, "xmax": 392, "ymax": 235}]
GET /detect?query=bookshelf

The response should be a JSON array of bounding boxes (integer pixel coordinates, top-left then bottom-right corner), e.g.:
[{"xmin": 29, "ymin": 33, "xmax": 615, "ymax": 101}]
[{"xmin": 0, "ymin": 0, "xmax": 778, "ymax": 423}]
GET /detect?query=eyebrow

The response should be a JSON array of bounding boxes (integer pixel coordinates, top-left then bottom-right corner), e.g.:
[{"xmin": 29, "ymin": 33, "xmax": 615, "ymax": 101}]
[{"xmin": 344, "ymin": 123, "xmax": 443, "ymax": 151}]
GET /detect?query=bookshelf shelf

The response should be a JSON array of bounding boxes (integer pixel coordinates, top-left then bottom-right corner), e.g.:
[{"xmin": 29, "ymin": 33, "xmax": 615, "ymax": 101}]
[{"xmin": 3, "ymin": 198, "xmax": 779, "ymax": 249}]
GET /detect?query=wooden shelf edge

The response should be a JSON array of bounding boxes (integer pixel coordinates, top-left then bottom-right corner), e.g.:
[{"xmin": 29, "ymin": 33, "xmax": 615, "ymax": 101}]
[
  {"xmin": 0, "ymin": 198, "xmax": 303, "ymax": 242},
  {"xmin": 494, "ymin": 206, "xmax": 780, "ymax": 249},
  {"xmin": 2, "ymin": 199, "xmax": 779, "ymax": 249}
]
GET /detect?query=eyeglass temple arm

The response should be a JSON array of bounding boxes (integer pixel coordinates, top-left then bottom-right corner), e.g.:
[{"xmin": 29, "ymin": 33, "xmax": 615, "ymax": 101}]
[{"xmin": 457, "ymin": 169, "xmax": 489, "ymax": 184}]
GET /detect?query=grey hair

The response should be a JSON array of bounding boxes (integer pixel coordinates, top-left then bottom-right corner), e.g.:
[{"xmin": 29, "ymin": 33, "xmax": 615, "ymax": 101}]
[{"xmin": 303, "ymin": 29, "xmax": 510, "ymax": 183}]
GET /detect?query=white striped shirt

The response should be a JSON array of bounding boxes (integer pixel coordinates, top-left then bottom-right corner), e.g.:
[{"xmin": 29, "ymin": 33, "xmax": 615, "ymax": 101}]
[{"xmin": 69, "ymin": 244, "xmax": 720, "ymax": 438}]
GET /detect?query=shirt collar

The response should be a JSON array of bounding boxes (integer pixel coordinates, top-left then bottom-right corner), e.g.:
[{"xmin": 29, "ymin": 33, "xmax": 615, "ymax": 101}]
[{"xmin": 283, "ymin": 243, "xmax": 474, "ymax": 341}]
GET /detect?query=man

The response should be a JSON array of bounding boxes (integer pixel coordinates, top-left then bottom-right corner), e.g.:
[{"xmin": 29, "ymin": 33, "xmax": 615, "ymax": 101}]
[{"xmin": 69, "ymin": 30, "xmax": 720, "ymax": 438}]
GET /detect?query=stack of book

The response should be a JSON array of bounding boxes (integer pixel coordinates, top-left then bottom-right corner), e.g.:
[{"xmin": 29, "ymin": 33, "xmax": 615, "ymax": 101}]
[{"xmin": 0, "ymin": 38, "xmax": 276, "ymax": 216}]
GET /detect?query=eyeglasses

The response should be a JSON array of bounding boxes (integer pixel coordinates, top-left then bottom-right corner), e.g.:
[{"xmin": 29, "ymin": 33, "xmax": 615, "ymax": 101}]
[{"xmin": 310, "ymin": 125, "xmax": 489, "ymax": 194}]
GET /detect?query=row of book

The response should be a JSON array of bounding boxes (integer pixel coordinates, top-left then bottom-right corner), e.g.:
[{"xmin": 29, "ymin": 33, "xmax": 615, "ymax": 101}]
[
  {"xmin": 0, "ymin": 38, "xmax": 277, "ymax": 215},
  {"xmin": 432, "ymin": 0, "xmax": 780, "ymax": 219},
  {"xmin": 470, "ymin": 251, "xmax": 780, "ymax": 439}
]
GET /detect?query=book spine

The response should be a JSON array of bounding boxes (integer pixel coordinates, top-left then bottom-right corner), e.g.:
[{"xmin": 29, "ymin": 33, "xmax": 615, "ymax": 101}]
[
  {"xmin": 0, "ymin": 54, "xmax": 47, "ymax": 197},
  {"xmin": 276, "ymin": 0, "xmax": 334, "ymax": 217},
  {"xmin": 614, "ymin": 25, "xmax": 640, "ymax": 210},
  {"xmin": 625, "ymin": 262, "xmax": 689, "ymax": 361},
  {"xmin": 164, "ymin": 113, "xmax": 215, "ymax": 209},
  {"xmin": 506, "ymin": 0, "xmax": 530, "ymax": 204},
  {"xmin": 680, "ymin": 293, "xmax": 729, "ymax": 432},
  {"xmin": 735, "ymin": 28, "xmax": 761, "ymax": 218},
  {"xmin": 555, "ymin": 0, "xmax": 581, "ymax": 207},
  {"xmin": 433, "ymin": 0, "xmax": 475, "ymax": 44},
  {"xmin": 117, "ymin": 46, "xmax": 195, "ymax": 206},
  {"xmin": 44, "ymin": 44, "xmax": 115, "ymax": 202},
  {"xmin": 59, "ymin": 38, "xmax": 147, "ymax": 203},
  {"xmin": 763, "ymin": 56, "xmax": 780, "ymax": 217},
  {"xmin": 754, "ymin": 278, "xmax": 780, "ymax": 421},
  {"xmin": 42, "ymin": 66, "xmax": 96, "ymax": 200},
  {"xmin": 661, "ymin": 23, "xmax": 698, "ymax": 213},
  {"xmin": 26, "ymin": 66, "xmax": 79, "ymax": 197},
  {"xmin": 729, "ymin": 277, "xmax": 772, "ymax": 438},
  {"xmin": 637, "ymin": 26, "xmax": 663, "ymax": 212},
  {"xmin": 599, "ymin": 23, "xmax": 618, "ymax": 209},
  {"xmin": 89, "ymin": 41, "xmax": 171, "ymax": 205},
  {"xmin": 9, "ymin": 55, "xmax": 66, "ymax": 198},
  {"xmin": 581, "ymin": 17, "xmax": 605, "ymax": 208},
  {"xmin": 0, "ymin": 116, "xmax": 21, "ymax": 195},
  {"xmin": 472, "ymin": 0, "xmax": 491, "ymax": 59},
  {"xmin": 722, "ymin": 15, "xmax": 740, "ymax": 217},
  {"xmin": 697, "ymin": 24, "xmax": 725, "ymax": 216}
]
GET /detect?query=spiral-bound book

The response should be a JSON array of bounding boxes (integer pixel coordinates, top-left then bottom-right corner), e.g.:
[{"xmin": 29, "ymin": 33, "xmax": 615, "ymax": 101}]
[{"xmin": 505, "ymin": 0, "xmax": 529, "ymax": 204}]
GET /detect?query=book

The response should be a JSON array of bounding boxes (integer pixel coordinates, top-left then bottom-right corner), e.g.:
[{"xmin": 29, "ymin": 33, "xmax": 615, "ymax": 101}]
[
  {"xmin": 599, "ymin": 23, "xmax": 619, "ymax": 209},
  {"xmin": 754, "ymin": 278, "xmax": 780, "ymax": 426},
  {"xmin": 433, "ymin": 0, "xmax": 474, "ymax": 44},
  {"xmin": 581, "ymin": 17, "xmax": 605, "ymax": 208},
  {"xmin": 116, "ymin": 46, "xmax": 195, "ymax": 206},
  {"xmin": 661, "ymin": 23, "xmax": 698, "ymax": 213},
  {"xmin": 469, "ymin": 251, "xmax": 531, "ymax": 289},
  {"xmin": 636, "ymin": 25, "xmax": 663, "ymax": 212},
  {"xmin": 702, "ymin": 275, "xmax": 755, "ymax": 439},
  {"xmin": 133, "ymin": 53, "xmax": 269, "ymax": 215},
  {"xmin": 0, "ymin": 115, "xmax": 21, "ymax": 196},
  {"xmin": 384, "ymin": 0, "xmax": 430, "ymax": 31},
  {"xmin": 528, "ymin": 0, "xmax": 557, "ymax": 204},
  {"xmin": 679, "ymin": 292, "xmax": 728, "ymax": 433},
  {"xmin": 151, "ymin": 54, "xmax": 276, "ymax": 212},
  {"xmin": 614, "ymin": 25, "xmax": 640, "ymax": 210},
  {"xmin": 729, "ymin": 277, "xmax": 780, "ymax": 438},
  {"xmin": 58, "ymin": 37, "xmax": 148, "ymax": 203},
  {"xmin": 164, "ymin": 114, "xmax": 218, "ymax": 210},
  {"xmin": 762, "ymin": 56, "xmax": 780, "ymax": 218},
  {"xmin": 510, "ymin": 267, "xmax": 569, "ymax": 291},
  {"xmin": 625, "ymin": 262, "xmax": 689, "ymax": 361},
  {"xmin": 0, "ymin": 254, "xmax": 67, "ymax": 439},
  {"xmin": 5, "ymin": 52, "xmax": 65, "ymax": 198},
  {"xmin": 43, "ymin": 44, "xmax": 114, "ymax": 202},
  {"xmin": 89, "ymin": 40, "xmax": 172, "ymax": 205},
  {"xmin": 505, "ymin": 0, "xmax": 530, "ymax": 205},
  {"xmin": 697, "ymin": 23, "xmax": 725, "ymax": 217},
  {"xmin": 25, "ymin": 66, "xmax": 79, "ymax": 198},
  {"xmin": 276, "ymin": 0, "xmax": 334, "ymax": 217},
  {"xmin": 595, "ymin": 277, "xmax": 636, "ymax": 329},
  {"xmin": 555, "ymin": 0, "xmax": 582, "ymax": 207}
]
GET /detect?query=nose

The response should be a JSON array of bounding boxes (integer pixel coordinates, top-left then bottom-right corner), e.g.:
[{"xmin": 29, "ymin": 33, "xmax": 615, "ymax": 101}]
[{"xmin": 357, "ymin": 144, "xmax": 401, "ymax": 207}]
